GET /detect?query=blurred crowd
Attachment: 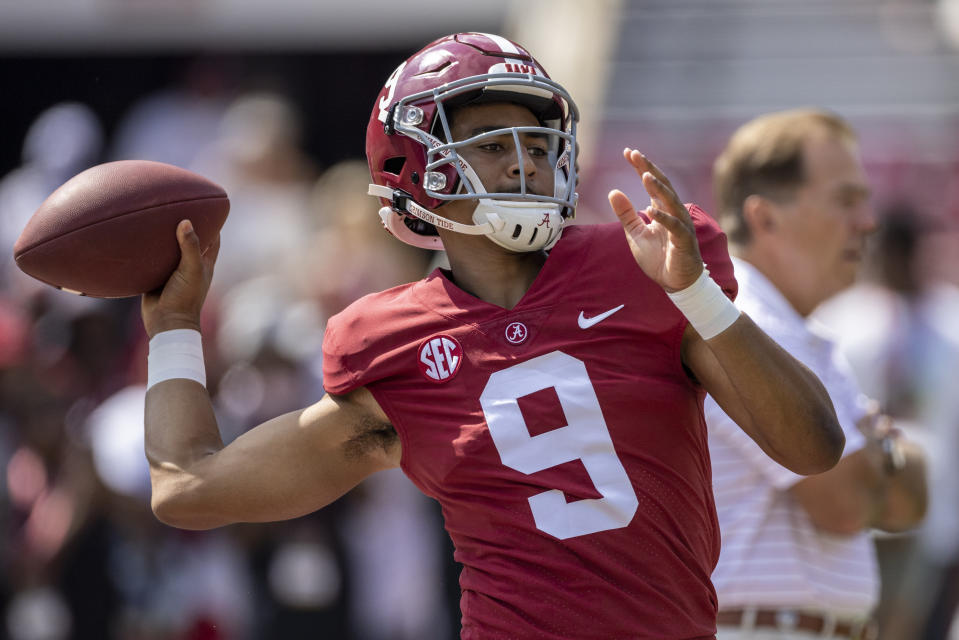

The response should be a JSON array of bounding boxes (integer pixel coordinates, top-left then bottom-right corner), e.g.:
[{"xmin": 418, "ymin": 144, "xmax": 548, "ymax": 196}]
[
  {"xmin": 0, "ymin": 74, "xmax": 455, "ymax": 640},
  {"xmin": 2, "ymin": 63, "xmax": 959, "ymax": 640},
  {"xmin": 815, "ymin": 206, "xmax": 959, "ymax": 639}
]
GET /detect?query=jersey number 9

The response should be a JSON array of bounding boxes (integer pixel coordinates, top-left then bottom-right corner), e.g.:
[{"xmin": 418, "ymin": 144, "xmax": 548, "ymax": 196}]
[{"xmin": 479, "ymin": 351, "xmax": 639, "ymax": 539}]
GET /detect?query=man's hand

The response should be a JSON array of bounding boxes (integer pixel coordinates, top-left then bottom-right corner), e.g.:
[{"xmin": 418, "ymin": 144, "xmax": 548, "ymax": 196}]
[
  {"xmin": 141, "ymin": 219, "xmax": 220, "ymax": 338},
  {"xmin": 607, "ymin": 148, "xmax": 704, "ymax": 292},
  {"xmin": 857, "ymin": 404, "xmax": 900, "ymax": 440}
]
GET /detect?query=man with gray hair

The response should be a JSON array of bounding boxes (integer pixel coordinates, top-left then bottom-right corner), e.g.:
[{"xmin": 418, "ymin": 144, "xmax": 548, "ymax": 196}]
[{"xmin": 706, "ymin": 108, "xmax": 928, "ymax": 640}]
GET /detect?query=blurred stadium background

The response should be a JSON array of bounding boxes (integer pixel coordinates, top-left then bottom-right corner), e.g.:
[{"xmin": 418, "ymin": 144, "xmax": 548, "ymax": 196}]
[{"xmin": 1, "ymin": 1, "xmax": 958, "ymax": 638}]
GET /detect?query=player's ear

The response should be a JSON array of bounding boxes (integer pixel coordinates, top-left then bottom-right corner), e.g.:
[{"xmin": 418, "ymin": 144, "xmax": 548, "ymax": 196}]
[{"xmin": 742, "ymin": 194, "xmax": 778, "ymax": 239}]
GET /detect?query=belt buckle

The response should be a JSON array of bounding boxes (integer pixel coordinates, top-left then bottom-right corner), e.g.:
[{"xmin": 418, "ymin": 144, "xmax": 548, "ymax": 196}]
[
  {"xmin": 775, "ymin": 609, "xmax": 799, "ymax": 631},
  {"xmin": 846, "ymin": 618, "xmax": 878, "ymax": 640},
  {"xmin": 820, "ymin": 612, "xmax": 837, "ymax": 637}
]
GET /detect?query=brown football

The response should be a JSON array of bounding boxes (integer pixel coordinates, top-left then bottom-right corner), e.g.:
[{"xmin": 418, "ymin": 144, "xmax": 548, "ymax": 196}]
[{"xmin": 13, "ymin": 160, "xmax": 229, "ymax": 298}]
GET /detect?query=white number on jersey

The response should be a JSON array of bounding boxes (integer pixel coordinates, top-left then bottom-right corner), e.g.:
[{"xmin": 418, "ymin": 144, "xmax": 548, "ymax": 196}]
[{"xmin": 479, "ymin": 351, "xmax": 639, "ymax": 539}]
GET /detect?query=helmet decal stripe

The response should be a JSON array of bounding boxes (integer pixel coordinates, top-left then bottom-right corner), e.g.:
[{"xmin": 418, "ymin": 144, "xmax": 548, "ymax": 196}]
[{"xmin": 475, "ymin": 32, "xmax": 521, "ymax": 55}]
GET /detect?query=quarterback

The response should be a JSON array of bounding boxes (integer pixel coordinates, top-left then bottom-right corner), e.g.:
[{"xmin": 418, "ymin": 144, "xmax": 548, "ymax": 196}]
[{"xmin": 142, "ymin": 33, "xmax": 844, "ymax": 638}]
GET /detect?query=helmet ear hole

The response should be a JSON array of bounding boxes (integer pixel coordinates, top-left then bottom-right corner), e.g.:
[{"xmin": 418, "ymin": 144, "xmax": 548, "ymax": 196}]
[{"xmin": 383, "ymin": 157, "xmax": 406, "ymax": 175}]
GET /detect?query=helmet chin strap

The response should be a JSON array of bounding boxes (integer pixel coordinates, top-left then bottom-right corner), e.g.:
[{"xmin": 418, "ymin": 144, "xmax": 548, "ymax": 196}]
[{"xmin": 369, "ymin": 183, "xmax": 503, "ymax": 250}]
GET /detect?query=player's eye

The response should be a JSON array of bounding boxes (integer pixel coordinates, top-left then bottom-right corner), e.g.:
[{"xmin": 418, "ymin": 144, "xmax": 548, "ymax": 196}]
[{"xmin": 527, "ymin": 145, "xmax": 548, "ymax": 157}]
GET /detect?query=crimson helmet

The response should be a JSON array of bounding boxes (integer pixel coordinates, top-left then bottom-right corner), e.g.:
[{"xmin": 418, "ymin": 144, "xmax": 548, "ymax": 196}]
[{"xmin": 366, "ymin": 32, "xmax": 579, "ymax": 252}]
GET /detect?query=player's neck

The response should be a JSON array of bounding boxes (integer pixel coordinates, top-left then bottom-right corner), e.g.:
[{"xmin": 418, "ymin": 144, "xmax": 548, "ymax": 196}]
[{"xmin": 443, "ymin": 238, "xmax": 547, "ymax": 310}]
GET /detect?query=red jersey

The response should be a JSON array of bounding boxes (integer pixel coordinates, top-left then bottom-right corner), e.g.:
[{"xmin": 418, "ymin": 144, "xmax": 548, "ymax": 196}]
[{"xmin": 323, "ymin": 206, "xmax": 736, "ymax": 639}]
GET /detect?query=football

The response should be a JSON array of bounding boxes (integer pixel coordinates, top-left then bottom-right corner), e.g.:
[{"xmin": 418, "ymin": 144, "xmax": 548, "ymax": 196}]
[{"xmin": 13, "ymin": 160, "xmax": 229, "ymax": 298}]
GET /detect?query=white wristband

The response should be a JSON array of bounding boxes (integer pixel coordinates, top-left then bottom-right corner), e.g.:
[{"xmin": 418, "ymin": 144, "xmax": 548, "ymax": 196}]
[
  {"xmin": 147, "ymin": 329, "xmax": 206, "ymax": 390},
  {"xmin": 667, "ymin": 268, "xmax": 741, "ymax": 340}
]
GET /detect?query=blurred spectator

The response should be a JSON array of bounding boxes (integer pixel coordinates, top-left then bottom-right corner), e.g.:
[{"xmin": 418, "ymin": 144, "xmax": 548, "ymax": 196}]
[
  {"xmin": 1, "ymin": 298, "xmax": 138, "ymax": 640},
  {"xmin": 706, "ymin": 109, "xmax": 928, "ymax": 640},
  {"xmin": 204, "ymin": 161, "xmax": 450, "ymax": 637},
  {"xmin": 191, "ymin": 91, "xmax": 319, "ymax": 295},
  {"xmin": 1, "ymin": 71, "xmax": 443, "ymax": 640},
  {"xmin": 816, "ymin": 207, "xmax": 959, "ymax": 639},
  {"xmin": 0, "ymin": 299, "xmax": 29, "ymax": 371},
  {"xmin": 304, "ymin": 161, "xmax": 450, "ymax": 638},
  {"xmin": 304, "ymin": 159, "xmax": 431, "ymax": 315},
  {"xmin": 0, "ymin": 101, "xmax": 103, "ymax": 296},
  {"xmin": 110, "ymin": 58, "xmax": 235, "ymax": 170},
  {"xmin": 340, "ymin": 469, "xmax": 453, "ymax": 640},
  {"xmin": 87, "ymin": 386, "xmax": 151, "ymax": 501}
]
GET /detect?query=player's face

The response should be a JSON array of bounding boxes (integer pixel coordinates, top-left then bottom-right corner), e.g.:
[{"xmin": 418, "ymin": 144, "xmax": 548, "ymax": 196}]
[
  {"xmin": 448, "ymin": 102, "xmax": 553, "ymax": 198},
  {"xmin": 776, "ymin": 134, "xmax": 875, "ymax": 304}
]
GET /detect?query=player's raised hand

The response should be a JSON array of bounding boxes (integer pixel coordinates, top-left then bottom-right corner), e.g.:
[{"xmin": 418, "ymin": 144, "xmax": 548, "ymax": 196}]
[
  {"xmin": 608, "ymin": 148, "xmax": 703, "ymax": 292},
  {"xmin": 141, "ymin": 220, "xmax": 220, "ymax": 338}
]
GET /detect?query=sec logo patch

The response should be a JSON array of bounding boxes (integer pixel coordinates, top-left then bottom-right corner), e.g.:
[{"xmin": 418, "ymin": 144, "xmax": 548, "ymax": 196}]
[{"xmin": 418, "ymin": 334, "xmax": 463, "ymax": 383}]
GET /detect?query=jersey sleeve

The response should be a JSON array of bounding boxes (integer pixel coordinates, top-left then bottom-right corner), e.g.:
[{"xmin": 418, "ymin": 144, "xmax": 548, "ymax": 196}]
[
  {"xmin": 321, "ymin": 313, "xmax": 360, "ymax": 394},
  {"xmin": 688, "ymin": 204, "xmax": 737, "ymax": 302},
  {"xmin": 321, "ymin": 285, "xmax": 419, "ymax": 395}
]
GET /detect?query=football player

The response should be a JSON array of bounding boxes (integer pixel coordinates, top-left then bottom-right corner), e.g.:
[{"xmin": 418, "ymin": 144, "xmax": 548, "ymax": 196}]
[{"xmin": 142, "ymin": 33, "xmax": 845, "ymax": 638}]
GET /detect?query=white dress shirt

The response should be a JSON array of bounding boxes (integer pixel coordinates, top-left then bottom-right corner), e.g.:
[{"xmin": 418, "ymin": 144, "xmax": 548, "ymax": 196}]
[{"xmin": 705, "ymin": 257, "xmax": 880, "ymax": 619}]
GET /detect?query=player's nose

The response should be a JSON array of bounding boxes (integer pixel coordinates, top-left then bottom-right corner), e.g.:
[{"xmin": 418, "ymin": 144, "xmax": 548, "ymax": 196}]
[
  {"xmin": 507, "ymin": 147, "xmax": 538, "ymax": 179},
  {"xmin": 506, "ymin": 148, "xmax": 538, "ymax": 195}
]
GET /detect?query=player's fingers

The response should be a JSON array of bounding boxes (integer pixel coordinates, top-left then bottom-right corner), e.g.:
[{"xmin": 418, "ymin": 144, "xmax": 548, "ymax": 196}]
[
  {"xmin": 608, "ymin": 189, "xmax": 646, "ymax": 236},
  {"xmin": 176, "ymin": 219, "xmax": 200, "ymax": 249},
  {"xmin": 623, "ymin": 149, "xmax": 682, "ymax": 212},
  {"xmin": 641, "ymin": 172, "xmax": 692, "ymax": 226},
  {"xmin": 175, "ymin": 219, "xmax": 205, "ymax": 277},
  {"xmin": 626, "ymin": 149, "xmax": 676, "ymax": 191},
  {"xmin": 622, "ymin": 148, "xmax": 649, "ymax": 180},
  {"xmin": 201, "ymin": 234, "xmax": 221, "ymax": 271},
  {"xmin": 624, "ymin": 149, "xmax": 662, "ymax": 185},
  {"xmin": 647, "ymin": 206, "xmax": 686, "ymax": 235}
]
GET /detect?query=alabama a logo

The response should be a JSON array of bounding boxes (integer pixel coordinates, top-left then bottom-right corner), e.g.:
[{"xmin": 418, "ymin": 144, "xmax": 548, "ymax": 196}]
[
  {"xmin": 504, "ymin": 322, "xmax": 528, "ymax": 345},
  {"xmin": 418, "ymin": 334, "xmax": 463, "ymax": 383}
]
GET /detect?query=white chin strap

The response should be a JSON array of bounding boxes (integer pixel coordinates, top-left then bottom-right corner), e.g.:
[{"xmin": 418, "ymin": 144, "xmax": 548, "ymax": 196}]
[{"xmin": 368, "ymin": 184, "xmax": 566, "ymax": 253}]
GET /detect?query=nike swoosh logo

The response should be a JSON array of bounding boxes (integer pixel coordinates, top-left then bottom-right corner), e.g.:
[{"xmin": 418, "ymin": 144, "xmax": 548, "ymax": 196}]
[{"xmin": 577, "ymin": 304, "xmax": 625, "ymax": 329}]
